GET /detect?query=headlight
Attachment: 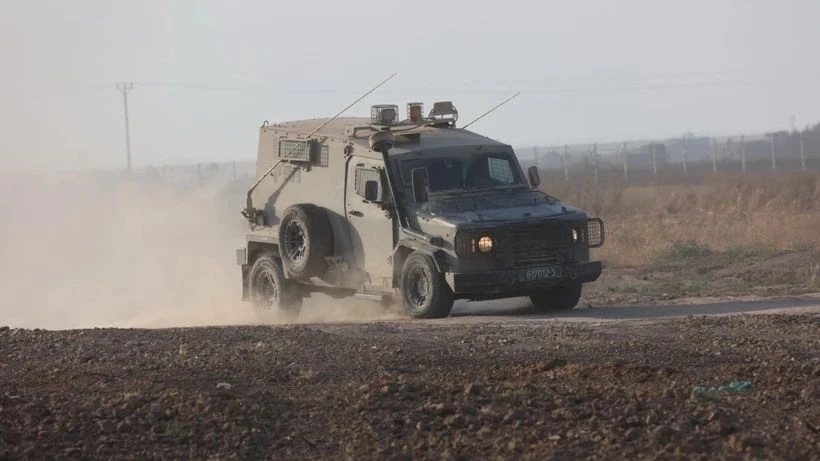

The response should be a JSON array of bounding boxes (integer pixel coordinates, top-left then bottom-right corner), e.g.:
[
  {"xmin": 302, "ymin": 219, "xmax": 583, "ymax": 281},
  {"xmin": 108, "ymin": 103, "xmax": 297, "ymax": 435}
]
[
  {"xmin": 571, "ymin": 228, "xmax": 578, "ymax": 242},
  {"xmin": 477, "ymin": 235, "xmax": 493, "ymax": 253}
]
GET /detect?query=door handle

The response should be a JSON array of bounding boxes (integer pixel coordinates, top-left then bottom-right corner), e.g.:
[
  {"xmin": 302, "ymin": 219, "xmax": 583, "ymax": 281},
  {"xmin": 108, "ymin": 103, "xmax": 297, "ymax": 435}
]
[{"xmin": 349, "ymin": 210, "xmax": 363, "ymax": 217}]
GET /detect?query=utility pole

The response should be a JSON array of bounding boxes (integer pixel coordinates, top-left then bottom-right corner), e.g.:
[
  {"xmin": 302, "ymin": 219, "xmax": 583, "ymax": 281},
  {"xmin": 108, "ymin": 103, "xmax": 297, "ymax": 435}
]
[
  {"xmin": 769, "ymin": 133, "xmax": 776, "ymax": 172},
  {"xmin": 650, "ymin": 142, "xmax": 657, "ymax": 178},
  {"xmin": 116, "ymin": 82, "xmax": 134, "ymax": 171},
  {"xmin": 740, "ymin": 135, "xmax": 747, "ymax": 175}
]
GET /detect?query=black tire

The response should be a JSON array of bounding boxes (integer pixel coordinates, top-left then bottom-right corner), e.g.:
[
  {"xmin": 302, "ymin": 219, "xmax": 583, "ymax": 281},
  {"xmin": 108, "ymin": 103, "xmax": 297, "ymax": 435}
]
[
  {"xmin": 529, "ymin": 283, "xmax": 582, "ymax": 312},
  {"xmin": 399, "ymin": 253, "xmax": 454, "ymax": 319},
  {"xmin": 248, "ymin": 253, "xmax": 302, "ymax": 321},
  {"xmin": 278, "ymin": 204, "xmax": 333, "ymax": 279}
]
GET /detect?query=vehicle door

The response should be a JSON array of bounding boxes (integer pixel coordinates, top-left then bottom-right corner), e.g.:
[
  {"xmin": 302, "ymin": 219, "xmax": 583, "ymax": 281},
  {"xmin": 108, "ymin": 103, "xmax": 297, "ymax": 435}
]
[{"xmin": 345, "ymin": 156, "xmax": 395, "ymax": 291}]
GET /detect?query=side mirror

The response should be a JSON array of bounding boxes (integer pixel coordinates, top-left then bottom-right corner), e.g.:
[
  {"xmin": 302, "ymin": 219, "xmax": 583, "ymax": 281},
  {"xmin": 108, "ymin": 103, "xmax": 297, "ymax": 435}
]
[
  {"xmin": 364, "ymin": 180, "xmax": 380, "ymax": 202},
  {"xmin": 411, "ymin": 167, "xmax": 429, "ymax": 203},
  {"xmin": 527, "ymin": 165, "xmax": 541, "ymax": 187}
]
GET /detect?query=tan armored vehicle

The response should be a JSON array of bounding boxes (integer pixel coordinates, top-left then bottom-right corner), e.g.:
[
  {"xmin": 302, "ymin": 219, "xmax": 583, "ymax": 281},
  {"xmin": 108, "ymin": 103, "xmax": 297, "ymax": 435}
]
[{"xmin": 236, "ymin": 98, "xmax": 605, "ymax": 320}]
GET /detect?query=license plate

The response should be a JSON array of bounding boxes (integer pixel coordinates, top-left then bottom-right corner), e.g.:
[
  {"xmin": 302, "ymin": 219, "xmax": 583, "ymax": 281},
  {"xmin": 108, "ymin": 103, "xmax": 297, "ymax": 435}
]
[{"xmin": 521, "ymin": 265, "xmax": 563, "ymax": 281}]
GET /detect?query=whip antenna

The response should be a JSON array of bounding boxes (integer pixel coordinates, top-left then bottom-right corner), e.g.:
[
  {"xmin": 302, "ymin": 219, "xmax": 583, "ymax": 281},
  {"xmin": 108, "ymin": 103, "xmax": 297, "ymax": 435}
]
[{"xmin": 460, "ymin": 91, "xmax": 521, "ymax": 130}]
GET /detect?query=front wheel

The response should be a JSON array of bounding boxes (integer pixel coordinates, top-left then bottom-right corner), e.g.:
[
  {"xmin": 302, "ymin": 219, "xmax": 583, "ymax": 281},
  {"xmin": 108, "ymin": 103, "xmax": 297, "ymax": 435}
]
[
  {"xmin": 529, "ymin": 283, "xmax": 582, "ymax": 313},
  {"xmin": 248, "ymin": 253, "xmax": 303, "ymax": 322},
  {"xmin": 399, "ymin": 253, "xmax": 454, "ymax": 319}
]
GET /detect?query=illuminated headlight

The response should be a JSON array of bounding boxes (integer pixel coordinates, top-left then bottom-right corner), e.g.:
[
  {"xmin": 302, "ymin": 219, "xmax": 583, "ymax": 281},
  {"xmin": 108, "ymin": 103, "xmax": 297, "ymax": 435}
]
[
  {"xmin": 571, "ymin": 228, "xmax": 578, "ymax": 242},
  {"xmin": 477, "ymin": 236, "xmax": 494, "ymax": 253}
]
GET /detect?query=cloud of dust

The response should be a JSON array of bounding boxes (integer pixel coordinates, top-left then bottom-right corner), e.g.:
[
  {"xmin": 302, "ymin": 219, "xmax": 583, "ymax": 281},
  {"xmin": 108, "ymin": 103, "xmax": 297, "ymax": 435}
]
[{"xmin": 0, "ymin": 170, "xmax": 402, "ymax": 330}]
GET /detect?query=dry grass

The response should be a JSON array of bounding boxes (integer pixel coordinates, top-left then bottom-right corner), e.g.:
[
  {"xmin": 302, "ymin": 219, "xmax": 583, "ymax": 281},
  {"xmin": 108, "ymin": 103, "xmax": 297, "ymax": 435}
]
[{"xmin": 541, "ymin": 170, "xmax": 820, "ymax": 267}]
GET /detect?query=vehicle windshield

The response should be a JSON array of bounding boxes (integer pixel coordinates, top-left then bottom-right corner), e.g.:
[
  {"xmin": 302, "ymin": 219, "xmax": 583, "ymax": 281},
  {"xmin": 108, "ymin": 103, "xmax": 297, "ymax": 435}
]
[{"xmin": 399, "ymin": 153, "xmax": 527, "ymax": 194}]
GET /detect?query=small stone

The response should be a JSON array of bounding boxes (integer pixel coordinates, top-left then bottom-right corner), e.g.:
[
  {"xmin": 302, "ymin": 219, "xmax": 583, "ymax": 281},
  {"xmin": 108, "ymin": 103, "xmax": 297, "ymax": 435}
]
[
  {"xmin": 116, "ymin": 420, "xmax": 132, "ymax": 433},
  {"xmin": 459, "ymin": 404, "xmax": 478, "ymax": 416},
  {"xmin": 380, "ymin": 384, "xmax": 395, "ymax": 396},
  {"xmin": 548, "ymin": 434, "xmax": 561, "ymax": 441},
  {"xmin": 503, "ymin": 410, "xmax": 525, "ymax": 423},
  {"xmin": 741, "ymin": 435, "xmax": 766, "ymax": 448},
  {"xmin": 443, "ymin": 414, "xmax": 466, "ymax": 428},
  {"xmin": 651, "ymin": 425, "xmax": 676, "ymax": 443},
  {"xmin": 433, "ymin": 403, "xmax": 456, "ymax": 416},
  {"xmin": 464, "ymin": 383, "xmax": 482, "ymax": 395},
  {"xmin": 96, "ymin": 420, "xmax": 116, "ymax": 434}
]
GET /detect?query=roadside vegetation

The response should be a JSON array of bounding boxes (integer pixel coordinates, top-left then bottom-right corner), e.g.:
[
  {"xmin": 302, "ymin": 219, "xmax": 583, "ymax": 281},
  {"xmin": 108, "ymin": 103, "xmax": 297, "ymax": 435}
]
[
  {"xmin": 538, "ymin": 169, "xmax": 820, "ymax": 302},
  {"xmin": 539, "ymin": 170, "xmax": 820, "ymax": 268}
]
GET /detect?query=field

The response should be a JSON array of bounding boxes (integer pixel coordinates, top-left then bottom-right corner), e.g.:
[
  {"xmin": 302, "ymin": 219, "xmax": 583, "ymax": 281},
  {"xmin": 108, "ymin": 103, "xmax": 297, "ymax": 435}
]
[{"xmin": 536, "ymin": 168, "xmax": 820, "ymax": 305}]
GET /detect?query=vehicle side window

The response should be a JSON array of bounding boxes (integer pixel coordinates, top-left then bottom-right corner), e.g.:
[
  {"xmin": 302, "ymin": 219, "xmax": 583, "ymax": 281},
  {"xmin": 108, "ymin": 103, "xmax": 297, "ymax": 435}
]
[
  {"xmin": 487, "ymin": 157, "xmax": 515, "ymax": 184},
  {"xmin": 354, "ymin": 167, "xmax": 385, "ymax": 201}
]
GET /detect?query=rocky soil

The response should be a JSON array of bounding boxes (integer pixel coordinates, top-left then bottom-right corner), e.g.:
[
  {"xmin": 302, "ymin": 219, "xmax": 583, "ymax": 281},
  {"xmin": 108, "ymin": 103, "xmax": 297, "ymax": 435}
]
[{"xmin": 1, "ymin": 313, "xmax": 819, "ymax": 460}]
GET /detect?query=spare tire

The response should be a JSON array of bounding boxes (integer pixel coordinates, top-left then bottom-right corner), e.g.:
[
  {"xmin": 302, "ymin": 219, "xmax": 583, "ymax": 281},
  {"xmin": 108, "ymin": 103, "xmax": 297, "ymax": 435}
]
[{"xmin": 278, "ymin": 204, "xmax": 334, "ymax": 279}]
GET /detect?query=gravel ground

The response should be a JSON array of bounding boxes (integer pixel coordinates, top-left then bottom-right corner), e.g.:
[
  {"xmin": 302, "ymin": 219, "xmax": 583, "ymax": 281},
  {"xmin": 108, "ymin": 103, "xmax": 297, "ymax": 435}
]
[{"xmin": 1, "ymin": 312, "xmax": 819, "ymax": 460}]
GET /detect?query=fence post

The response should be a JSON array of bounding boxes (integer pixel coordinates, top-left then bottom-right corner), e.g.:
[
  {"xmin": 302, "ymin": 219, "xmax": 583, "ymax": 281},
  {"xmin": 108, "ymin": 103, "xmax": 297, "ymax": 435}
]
[
  {"xmin": 592, "ymin": 144, "xmax": 599, "ymax": 186},
  {"xmin": 622, "ymin": 142, "xmax": 628, "ymax": 182},
  {"xmin": 740, "ymin": 135, "xmax": 746, "ymax": 175},
  {"xmin": 562, "ymin": 145, "xmax": 569, "ymax": 183},
  {"xmin": 800, "ymin": 129, "xmax": 806, "ymax": 171},
  {"xmin": 770, "ymin": 134, "xmax": 777, "ymax": 172},
  {"xmin": 711, "ymin": 137, "xmax": 717, "ymax": 175}
]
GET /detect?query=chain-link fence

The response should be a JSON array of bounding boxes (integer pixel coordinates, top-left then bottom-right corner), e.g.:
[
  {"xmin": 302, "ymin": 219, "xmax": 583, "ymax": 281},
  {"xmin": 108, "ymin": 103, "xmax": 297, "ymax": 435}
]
[{"xmin": 519, "ymin": 126, "xmax": 820, "ymax": 186}]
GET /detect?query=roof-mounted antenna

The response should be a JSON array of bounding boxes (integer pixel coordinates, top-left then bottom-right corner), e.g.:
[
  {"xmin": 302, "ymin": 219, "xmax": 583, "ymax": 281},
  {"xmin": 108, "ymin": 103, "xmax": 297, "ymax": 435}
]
[
  {"xmin": 460, "ymin": 92, "xmax": 521, "ymax": 130},
  {"xmin": 242, "ymin": 72, "xmax": 398, "ymax": 224}
]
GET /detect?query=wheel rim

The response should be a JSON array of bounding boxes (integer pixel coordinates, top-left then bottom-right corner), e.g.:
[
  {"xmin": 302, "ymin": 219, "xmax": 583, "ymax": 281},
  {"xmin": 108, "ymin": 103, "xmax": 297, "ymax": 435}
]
[
  {"xmin": 251, "ymin": 265, "xmax": 279, "ymax": 310},
  {"xmin": 283, "ymin": 220, "xmax": 307, "ymax": 263},
  {"xmin": 404, "ymin": 264, "xmax": 431, "ymax": 310}
]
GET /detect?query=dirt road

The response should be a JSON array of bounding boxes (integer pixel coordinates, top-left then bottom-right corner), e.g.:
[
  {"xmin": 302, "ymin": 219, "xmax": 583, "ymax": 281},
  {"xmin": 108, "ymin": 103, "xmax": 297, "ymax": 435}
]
[{"xmin": 2, "ymin": 299, "xmax": 819, "ymax": 460}]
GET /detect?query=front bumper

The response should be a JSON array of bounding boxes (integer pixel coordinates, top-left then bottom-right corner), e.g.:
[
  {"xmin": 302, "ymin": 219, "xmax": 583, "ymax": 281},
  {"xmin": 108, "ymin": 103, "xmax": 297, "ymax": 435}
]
[{"xmin": 445, "ymin": 260, "xmax": 602, "ymax": 296}]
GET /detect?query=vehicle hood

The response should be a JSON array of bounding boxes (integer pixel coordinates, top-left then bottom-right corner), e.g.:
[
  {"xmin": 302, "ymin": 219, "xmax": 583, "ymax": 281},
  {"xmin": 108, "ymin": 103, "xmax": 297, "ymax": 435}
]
[{"xmin": 419, "ymin": 190, "xmax": 584, "ymax": 225}]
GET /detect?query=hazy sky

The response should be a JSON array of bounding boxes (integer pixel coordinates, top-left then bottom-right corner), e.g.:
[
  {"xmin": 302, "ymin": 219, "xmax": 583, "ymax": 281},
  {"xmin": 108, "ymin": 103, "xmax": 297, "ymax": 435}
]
[{"xmin": 2, "ymin": 0, "xmax": 819, "ymax": 171}]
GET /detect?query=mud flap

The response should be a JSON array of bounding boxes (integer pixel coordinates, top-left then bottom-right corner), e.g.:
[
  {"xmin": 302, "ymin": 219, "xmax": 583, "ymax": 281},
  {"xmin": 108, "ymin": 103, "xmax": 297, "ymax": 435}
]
[{"xmin": 444, "ymin": 272, "xmax": 455, "ymax": 292}]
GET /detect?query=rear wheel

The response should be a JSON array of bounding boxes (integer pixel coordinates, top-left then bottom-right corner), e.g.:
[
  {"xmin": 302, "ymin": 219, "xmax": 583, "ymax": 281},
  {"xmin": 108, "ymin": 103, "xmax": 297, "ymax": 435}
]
[
  {"xmin": 248, "ymin": 253, "xmax": 302, "ymax": 322},
  {"xmin": 529, "ymin": 283, "xmax": 582, "ymax": 313},
  {"xmin": 399, "ymin": 253, "xmax": 454, "ymax": 319}
]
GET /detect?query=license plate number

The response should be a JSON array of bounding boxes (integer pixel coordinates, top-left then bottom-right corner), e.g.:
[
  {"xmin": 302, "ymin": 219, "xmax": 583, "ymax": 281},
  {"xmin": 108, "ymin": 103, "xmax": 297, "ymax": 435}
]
[{"xmin": 521, "ymin": 265, "xmax": 563, "ymax": 281}]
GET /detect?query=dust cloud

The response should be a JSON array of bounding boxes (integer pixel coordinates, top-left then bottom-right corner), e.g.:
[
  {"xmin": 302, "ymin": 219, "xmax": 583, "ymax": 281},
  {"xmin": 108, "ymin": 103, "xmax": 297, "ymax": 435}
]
[{"xmin": 0, "ymin": 170, "xmax": 400, "ymax": 330}]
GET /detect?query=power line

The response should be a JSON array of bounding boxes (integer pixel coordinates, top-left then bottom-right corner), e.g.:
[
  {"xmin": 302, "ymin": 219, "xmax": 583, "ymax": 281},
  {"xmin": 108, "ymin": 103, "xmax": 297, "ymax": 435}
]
[{"xmin": 124, "ymin": 78, "xmax": 787, "ymax": 95}]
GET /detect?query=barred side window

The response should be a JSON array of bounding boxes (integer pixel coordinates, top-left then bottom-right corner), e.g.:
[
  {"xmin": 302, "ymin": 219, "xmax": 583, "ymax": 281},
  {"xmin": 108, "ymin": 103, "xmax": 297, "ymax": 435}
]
[
  {"xmin": 311, "ymin": 143, "xmax": 329, "ymax": 167},
  {"xmin": 277, "ymin": 139, "xmax": 310, "ymax": 161},
  {"xmin": 354, "ymin": 167, "xmax": 385, "ymax": 200}
]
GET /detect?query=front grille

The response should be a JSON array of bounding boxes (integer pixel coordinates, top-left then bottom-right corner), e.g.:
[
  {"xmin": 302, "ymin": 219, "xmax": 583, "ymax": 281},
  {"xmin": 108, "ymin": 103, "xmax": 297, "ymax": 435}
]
[{"xmin": 508, "ymin": 221, "xmax": 571, "ymax": 267}]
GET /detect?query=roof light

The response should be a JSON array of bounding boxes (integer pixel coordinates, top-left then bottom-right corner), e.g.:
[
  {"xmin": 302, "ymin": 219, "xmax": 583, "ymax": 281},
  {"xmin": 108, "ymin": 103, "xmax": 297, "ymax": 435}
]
[
  {"xmin": 407, "ymin": 102, "xmax": 424, "ymax": 122},
  {"xmin": 370, "ymin": 104, "xmax": 398, "ymax": 125},
  {"xmin": 428, "ymin": 101, "xmax": 458, "ymax": 126}
]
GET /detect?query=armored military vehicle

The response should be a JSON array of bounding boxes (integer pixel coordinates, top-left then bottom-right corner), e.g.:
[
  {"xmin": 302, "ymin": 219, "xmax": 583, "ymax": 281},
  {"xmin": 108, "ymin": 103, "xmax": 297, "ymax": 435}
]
[{"xmin": 236, "ymin": 97, "xmax": 605, "ymax": 320}]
